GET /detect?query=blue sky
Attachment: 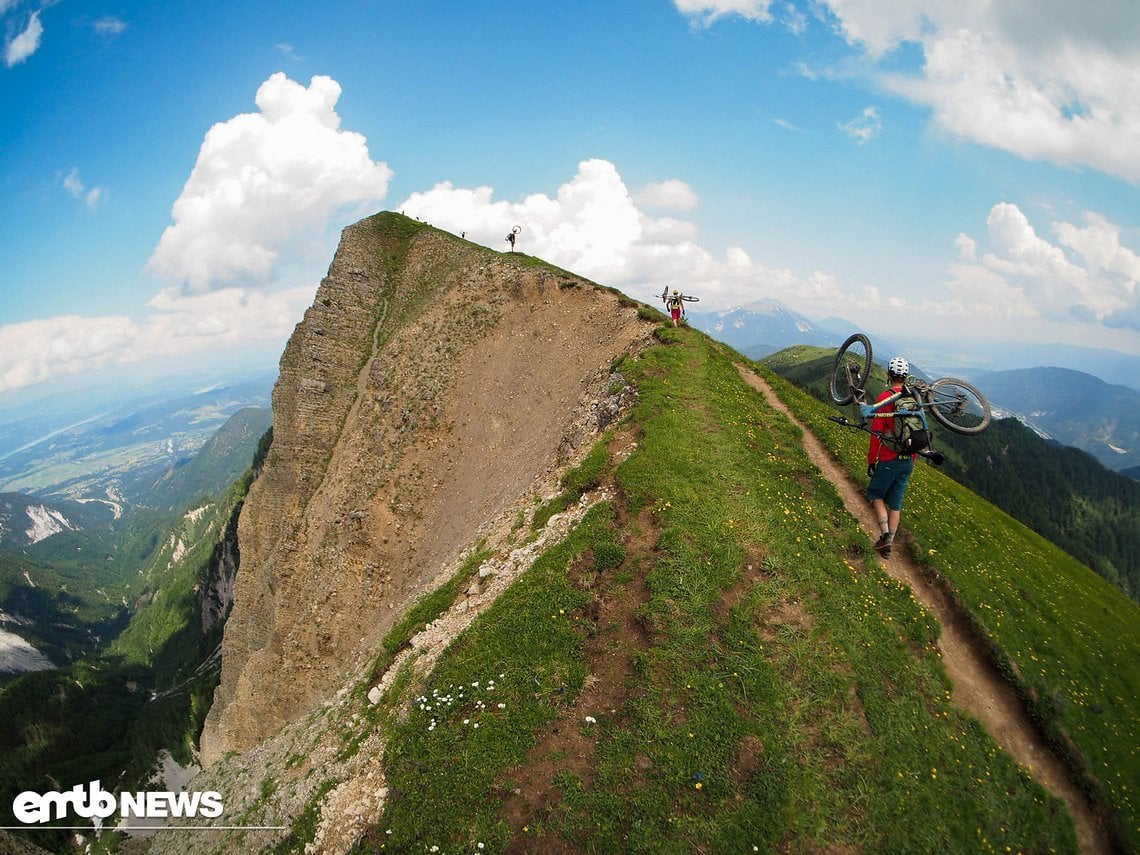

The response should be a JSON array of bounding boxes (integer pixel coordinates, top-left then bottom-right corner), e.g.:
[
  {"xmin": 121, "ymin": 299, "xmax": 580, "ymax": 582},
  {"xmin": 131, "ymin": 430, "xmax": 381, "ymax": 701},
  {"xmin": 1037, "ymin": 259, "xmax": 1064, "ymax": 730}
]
[{"xmin": 2, "ymin": 0, "xmax": 1139, "ymax": 396}]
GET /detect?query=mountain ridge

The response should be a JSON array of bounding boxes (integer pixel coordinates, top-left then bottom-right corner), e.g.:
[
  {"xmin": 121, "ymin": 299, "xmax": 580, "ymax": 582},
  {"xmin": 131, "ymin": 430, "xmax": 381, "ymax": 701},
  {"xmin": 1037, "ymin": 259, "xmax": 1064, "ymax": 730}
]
[
  {"xmin": 145, "ymin": 306, "xmax": 1136, "ymax": 854},
  {"xmin": 977, "ymin": 366, "xmax": 1140, "ymax": 472},
  {"xmin": 199, "ymin": 213, "xmax": 656, "ymax": 763}
]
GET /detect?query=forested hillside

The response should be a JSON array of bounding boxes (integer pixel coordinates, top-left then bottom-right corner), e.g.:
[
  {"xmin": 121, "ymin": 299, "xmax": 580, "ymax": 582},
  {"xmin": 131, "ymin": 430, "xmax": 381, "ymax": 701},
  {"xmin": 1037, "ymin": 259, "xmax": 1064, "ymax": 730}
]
[
  {"xmin": 0, "ymin": 439, "xmax": 264, "ymax": 852},
  {"xmin": 980, "ymin": 366, "xmax": 1140, "ymax": 473},
  {"xmin": 936, "ymin": 420, "xmax": 1140, "ymax": 599}
]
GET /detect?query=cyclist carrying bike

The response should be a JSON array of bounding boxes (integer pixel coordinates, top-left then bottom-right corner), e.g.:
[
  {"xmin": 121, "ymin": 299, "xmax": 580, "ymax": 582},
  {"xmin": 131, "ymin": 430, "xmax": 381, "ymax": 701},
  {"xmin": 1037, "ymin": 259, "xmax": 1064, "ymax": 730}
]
[
  {"xmin": 867, "ymin": 356, "xmax": 914, "ymax": 558},
  {"xmin": 665, "ymin": 289, "xmax": 684, "ymax": 326}
]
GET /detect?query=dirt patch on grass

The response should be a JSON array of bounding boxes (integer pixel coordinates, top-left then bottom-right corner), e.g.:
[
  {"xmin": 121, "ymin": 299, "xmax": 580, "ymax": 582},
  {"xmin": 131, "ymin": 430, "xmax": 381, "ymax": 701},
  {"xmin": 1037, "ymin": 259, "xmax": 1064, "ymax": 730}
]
[
  {"xmin": 714, "ymin": 546, "xmax": 768, "ymax": 624},
  {"xmin": 732, "ymin": 734, "xmax": 767, "ymax": 786},
  {"xmin": 757, "ymin": 596, "xmax": 815, "ymax": 643},
  {"xmin": 499, "ymin": 429, "xmax": 661, "ymax": 850}
]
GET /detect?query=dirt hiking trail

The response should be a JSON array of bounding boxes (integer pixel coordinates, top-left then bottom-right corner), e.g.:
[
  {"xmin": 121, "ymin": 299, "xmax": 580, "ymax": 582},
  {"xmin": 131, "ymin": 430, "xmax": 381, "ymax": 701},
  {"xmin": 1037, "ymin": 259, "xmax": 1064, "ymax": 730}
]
[{"xmin": 737, "ymin": 364, "xmax": 1110, "ymax": 855}]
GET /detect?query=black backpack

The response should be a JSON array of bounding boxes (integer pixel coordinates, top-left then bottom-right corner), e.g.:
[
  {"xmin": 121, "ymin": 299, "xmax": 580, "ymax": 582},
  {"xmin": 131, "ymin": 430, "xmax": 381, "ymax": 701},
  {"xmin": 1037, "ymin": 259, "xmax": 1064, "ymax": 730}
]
[{"xmin": 887, "ymin": 394, "xmax": 931, "ymax": 455}]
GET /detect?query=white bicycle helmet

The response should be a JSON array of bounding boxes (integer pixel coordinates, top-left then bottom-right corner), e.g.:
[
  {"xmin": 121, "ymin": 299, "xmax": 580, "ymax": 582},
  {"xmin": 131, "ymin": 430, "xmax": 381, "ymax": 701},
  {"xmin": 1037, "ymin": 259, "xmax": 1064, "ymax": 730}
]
[{"xmin": 887, "ymin": 356, "xmax": 909, "ymax": 377}]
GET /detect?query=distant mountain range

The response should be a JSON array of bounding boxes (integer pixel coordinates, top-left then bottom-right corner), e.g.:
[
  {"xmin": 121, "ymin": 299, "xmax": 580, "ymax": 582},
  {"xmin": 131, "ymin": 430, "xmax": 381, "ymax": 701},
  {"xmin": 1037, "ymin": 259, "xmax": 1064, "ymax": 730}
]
[
  {"xmin": 687, "ymin": 300, "xmax": 1140, "ymax": 473},
  {"xmin": 686, "ymin": 299, "xmax": 1140, "ymax": 392},
  {"xmin": 977, "ymin": 367, "xmax": 1140, "ymax": 473},
  {"xmin": 686, "ymin": 300, "xmax": 843, "ymax": 357}
]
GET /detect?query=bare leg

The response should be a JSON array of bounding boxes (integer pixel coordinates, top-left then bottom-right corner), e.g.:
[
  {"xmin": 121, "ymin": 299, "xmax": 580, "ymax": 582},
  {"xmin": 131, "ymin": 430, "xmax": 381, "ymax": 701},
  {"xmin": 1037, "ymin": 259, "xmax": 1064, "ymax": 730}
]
[{"xmin": 871, "ymin": 498, "xmax": 901, "ymax": 536}]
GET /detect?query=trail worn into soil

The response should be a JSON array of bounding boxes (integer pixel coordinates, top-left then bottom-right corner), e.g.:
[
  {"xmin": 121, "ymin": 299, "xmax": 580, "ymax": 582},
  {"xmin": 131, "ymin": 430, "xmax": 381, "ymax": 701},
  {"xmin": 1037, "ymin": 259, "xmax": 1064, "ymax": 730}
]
[{"xmin": 736, "ymin": 364, "xmax": 1109, "ymax": 855}]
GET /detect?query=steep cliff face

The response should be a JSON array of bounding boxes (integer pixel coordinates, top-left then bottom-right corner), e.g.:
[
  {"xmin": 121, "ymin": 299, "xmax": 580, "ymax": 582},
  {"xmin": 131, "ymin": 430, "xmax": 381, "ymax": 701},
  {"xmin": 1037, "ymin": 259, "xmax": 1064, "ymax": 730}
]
[{"xmin": 199, "ymin": 213, "xmax": 653, "ymax": 763}]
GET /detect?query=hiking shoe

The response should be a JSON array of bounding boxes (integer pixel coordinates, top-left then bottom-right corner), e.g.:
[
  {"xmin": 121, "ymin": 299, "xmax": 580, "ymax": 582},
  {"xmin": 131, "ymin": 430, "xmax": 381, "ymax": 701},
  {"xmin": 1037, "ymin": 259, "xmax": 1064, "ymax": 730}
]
[{"xmin": 874, "ymin": 532, "xmax": 893, "ymax": 558}]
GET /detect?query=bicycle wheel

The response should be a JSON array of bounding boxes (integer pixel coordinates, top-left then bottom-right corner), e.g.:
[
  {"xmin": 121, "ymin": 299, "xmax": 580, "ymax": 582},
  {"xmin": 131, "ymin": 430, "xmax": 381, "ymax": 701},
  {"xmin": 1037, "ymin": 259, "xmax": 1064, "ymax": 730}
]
[
  {"xmin": 830, "ymin": 333, "xmax": 872, "ymax": 405},
  {"xmin": 926, "ymin": 377, "xmax": 992, "ymax": 434}
]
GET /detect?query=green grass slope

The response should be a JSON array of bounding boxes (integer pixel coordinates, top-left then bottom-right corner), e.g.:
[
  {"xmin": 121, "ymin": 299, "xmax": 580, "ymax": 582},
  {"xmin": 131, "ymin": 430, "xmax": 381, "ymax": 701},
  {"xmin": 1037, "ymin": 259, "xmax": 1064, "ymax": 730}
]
[
  {"xmin": 341, "ymin": 326, "xmax": 1119, "ymax": 854},
  {"xmin": 763, "ymin": 366, "xmax": 1139, "ymax": 851}
]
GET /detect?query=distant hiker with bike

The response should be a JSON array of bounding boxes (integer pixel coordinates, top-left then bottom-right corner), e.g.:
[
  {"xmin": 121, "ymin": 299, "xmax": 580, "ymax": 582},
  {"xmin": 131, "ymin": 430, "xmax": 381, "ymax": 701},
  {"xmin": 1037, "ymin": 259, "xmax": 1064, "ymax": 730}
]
[
  {"xmin": 866, "ymin": 356, "xmax": 917, "ymax": 558},
  {"xmin": 661, "ymin": 287, "xmax": 698, "ymax": 327},
  {"xmin": 666, "ymin": 289, "xmax": 684, "ymax": 326}
]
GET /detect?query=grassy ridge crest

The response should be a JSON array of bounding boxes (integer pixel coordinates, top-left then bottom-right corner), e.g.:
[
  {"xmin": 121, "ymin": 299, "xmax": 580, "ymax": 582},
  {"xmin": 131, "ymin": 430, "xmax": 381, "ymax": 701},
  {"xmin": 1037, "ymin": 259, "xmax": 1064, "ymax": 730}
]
[{"xmin": 350, "ymin": 326, "xmax": 1090, "ymax": 853}]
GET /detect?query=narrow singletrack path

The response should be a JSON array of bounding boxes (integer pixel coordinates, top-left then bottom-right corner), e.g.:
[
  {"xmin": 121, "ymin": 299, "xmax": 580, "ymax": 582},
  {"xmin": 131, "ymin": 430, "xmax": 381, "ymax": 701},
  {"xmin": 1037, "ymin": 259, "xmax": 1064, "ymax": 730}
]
[{"xmin": 737, "ymin": 364, "xmax": 1109, "ymax": 855}]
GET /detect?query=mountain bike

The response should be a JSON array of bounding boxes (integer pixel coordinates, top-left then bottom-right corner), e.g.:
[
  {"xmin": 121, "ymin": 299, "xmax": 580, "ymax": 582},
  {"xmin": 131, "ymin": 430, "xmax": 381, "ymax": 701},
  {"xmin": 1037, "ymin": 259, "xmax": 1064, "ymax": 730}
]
[
  {"xmin": 660, "ymin": 286, "xmax": 699, "ymax": 304},
  {"xmin": 828, "ymin": 333, "xmax": 992, "ymax": 436},
  {"xmin": 660, "ymin": 287, "xmax": 699, "ymax": 321}
]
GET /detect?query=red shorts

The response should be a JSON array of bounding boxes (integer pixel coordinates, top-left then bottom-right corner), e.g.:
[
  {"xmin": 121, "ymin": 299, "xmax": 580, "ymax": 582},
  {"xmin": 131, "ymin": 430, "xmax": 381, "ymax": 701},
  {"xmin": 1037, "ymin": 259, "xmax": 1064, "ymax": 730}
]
[{"xmin": 670, "ymin": 307, "xmax": 681, "ymax": 320}]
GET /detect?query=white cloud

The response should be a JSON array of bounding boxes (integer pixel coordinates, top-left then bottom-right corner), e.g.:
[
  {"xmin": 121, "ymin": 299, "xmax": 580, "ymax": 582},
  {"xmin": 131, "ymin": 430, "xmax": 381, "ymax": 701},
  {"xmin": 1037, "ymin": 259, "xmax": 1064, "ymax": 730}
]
[
  {"xmin": 678, "ymin": 0, "xmax": 1140, "ymax": 183},
  {"xmin": 92, "ymin": 16, "xmax": 126, "ymax": 36},
  {"xmin": 399, "ymin": 158, "xmax": 855, "ymax": 314},
  {"xmin": 839, "ymin": 105, "xmax": 881, "ymax": 143},
  {"xmin": 0, "ymin": 286, "xmax": 314, "ymax": 394},
  {"xmin": 833, "ymin": 1, "xmax": 1140, "ymax": 182},
  {"xmin": 955, "ymin": 233, "xmax": 977, "ymax": 261},
  {"xmin": 0, "ymin": 316, "xmax": 134, "ymax": 390},
  {"xmin": 948, "ymin": 202, "xmax": 1140, "ymax": 330},
  {"xmin": 4, "ymin": 9, "xmax": 41, "ymax": 67},
  {"xmin": 633, "ymin": 178, "xmax": 699, "ymax": 211},
  {"xmin": 674, "ymin": 0, "xmax": 775, "ymax": 27},
  {"xmin": 401, "ymin": 157, "xmax": 1140, "ymax": 348},
  {"xmin": 147, "ymin": 72, "xmax": 393, "ymax": 293},
  {"xmin": 61, "ymin": 168, "xmax": 105, "ymax": 209},
  {"xmin": 1055, "ymin": 211, "xmax": 1140, "ymax": 280}
]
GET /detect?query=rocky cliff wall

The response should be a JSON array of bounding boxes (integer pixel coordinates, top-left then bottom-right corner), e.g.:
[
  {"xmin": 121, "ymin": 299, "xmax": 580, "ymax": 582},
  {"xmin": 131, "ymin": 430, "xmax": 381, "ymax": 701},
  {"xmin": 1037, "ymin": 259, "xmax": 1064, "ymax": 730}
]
[{"xmin": 199, "ymin": 213, "xmax": 654, "ymax": 763}]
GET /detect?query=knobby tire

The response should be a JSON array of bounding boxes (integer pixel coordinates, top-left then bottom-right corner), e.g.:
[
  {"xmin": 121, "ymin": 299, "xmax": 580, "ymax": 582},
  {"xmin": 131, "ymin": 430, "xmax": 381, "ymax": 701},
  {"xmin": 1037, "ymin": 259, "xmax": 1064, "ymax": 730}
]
[
  {"xmin": 927, "ymin": 377, "xmax": 991, "ymax": 435},
  {"xmin": 830, "ymin": 333, "xmax": 872, "ymax": 405}
]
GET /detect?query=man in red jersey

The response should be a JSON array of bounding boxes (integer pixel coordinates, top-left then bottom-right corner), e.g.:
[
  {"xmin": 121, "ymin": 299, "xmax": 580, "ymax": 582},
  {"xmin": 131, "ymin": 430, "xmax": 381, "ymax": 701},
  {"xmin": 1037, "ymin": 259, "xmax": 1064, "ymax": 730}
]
[{"xmin": 866, "ymin": 356, "xmax": 915, "ymax": 558}]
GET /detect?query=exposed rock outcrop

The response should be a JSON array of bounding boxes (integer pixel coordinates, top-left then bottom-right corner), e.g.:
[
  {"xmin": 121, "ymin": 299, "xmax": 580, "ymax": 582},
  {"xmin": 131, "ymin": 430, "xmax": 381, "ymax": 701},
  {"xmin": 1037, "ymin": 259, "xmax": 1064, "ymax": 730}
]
[{"xmin": 199, "ymin": 213, "xmax": 654, "ymax": 764}]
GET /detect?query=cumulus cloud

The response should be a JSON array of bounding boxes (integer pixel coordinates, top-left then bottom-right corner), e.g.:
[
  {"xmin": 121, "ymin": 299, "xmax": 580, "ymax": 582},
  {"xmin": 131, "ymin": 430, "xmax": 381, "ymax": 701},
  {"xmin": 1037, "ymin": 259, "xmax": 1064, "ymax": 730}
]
[
  {"xmin": 846, "ymin": 1, "xmax": 1140, "ymax": 182},
  {"xmin": 633, "ymin": 178, "xmax": 699, "ymax": 211},
  {"xmin": 399, "ymin": 158, "xmax": 856, "ymax": 314},
  {"xmin": 398, "ymin": 157, "xmax": 1139, "ymax": 348},
  {"xmin": 949, "ymin": 202, "xmax": 1139, "ymax": 329},
  {"xmin": 955, "ymin": 233, "xmax": 977, "ymax": 261},
  {"xmin": 0, "ymin": 316, "xmax": 134, "ymax": 391},
  {"xmin": 148, "ymin": 72, "xmax": 393, "ymax": 293},
  {"xmin": 0, "ymin": 286, "xmax": 314, "ymax": 393},
  {"xmin": 1, "ymin": 71, "xmax": 396, "ymax": 394},
  {"xmin": 4, "ymin": 9, "xmax": 41, "ymax": 67}
]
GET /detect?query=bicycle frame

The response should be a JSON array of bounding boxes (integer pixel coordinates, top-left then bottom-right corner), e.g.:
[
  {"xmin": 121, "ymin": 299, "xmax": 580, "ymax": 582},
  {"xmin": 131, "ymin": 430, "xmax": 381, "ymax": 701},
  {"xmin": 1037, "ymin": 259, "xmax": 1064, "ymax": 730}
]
[
  {"xmin": 856, "ymin": 384, "xmax": 929, "ymax": 429},
  {"xmin": 830, "ymin": 331, "xmax": 990, "ymax": 444}
]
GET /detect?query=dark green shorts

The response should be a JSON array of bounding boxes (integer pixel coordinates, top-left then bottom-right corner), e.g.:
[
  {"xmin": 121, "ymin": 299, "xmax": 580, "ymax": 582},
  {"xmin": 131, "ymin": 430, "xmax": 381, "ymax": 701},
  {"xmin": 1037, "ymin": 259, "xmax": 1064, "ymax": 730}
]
[{"xmin": 866, "ymin": 457, "xmax": 914, "ymax": 511}]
